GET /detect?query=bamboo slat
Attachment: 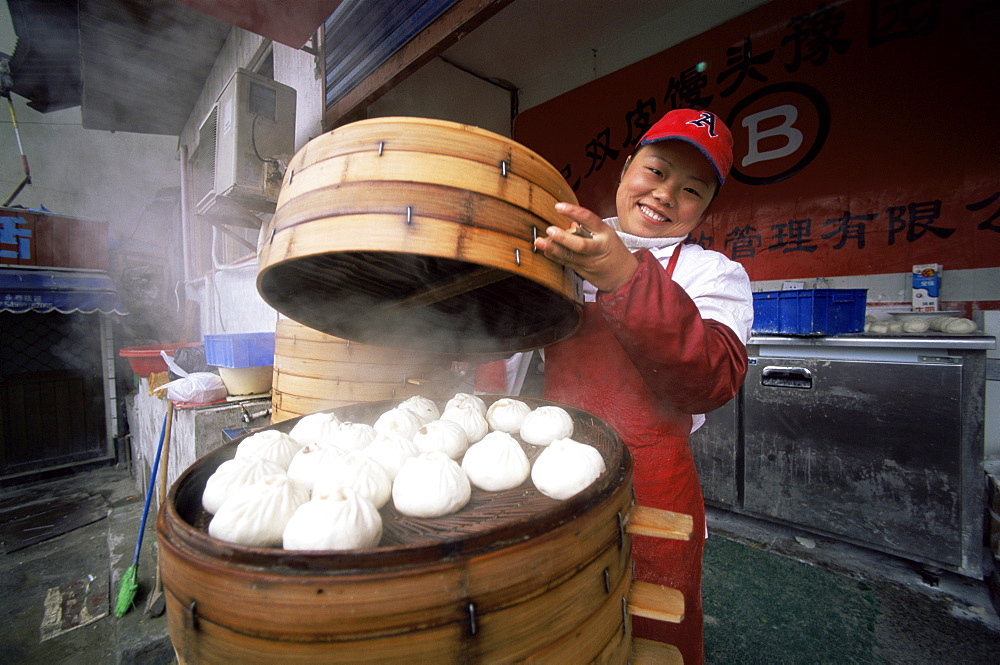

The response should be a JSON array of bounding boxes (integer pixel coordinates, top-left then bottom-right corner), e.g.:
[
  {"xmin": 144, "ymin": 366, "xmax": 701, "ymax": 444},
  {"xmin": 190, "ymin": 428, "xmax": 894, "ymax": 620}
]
[
  {"xmin": 631, "ymin": 638, "xmax": 684, "ymax": 665},
  {"xmin": 274, "ymin": 355, "xmax": 449, "ymax": 384},
  {"xmin": 625, "ymin": 505, "xmax": 694, "ymax": 541},
  {"xmin": 166, "ymin": 586, "xmax": 468, "ymax": 665},
  {"xmin": 277, "ymin": 151, "xmax": 566, "ymax": 232},
  {"xmin": 627, "ymin": 581, "xmax": 685, "ymax": 624},
  {"xmin": 271, "ymin": 181, "xmax": 561, "ymax": 248},
  {"xmin": 279, "ymin": 116, "xmax": 574, "ymax": 209},
  {"xmin": 272, "ymin": 372, "xmax": 435, "ymax": 403},
  {"xmin": 272, "ymin": 404, "xmax": 332, "ymax": 423},
  {"xmin": 275, "ymin": 327, "xmax": 453, "ymax": 364},
  {"xmin": 523, "ymin": 560, "xmax": 632, "ymax": 664},
  {"xmin": 262, "ymin": 209, "xmax": 571, "ymax": 294},
  {"xmin": 270, "ymin": 390, "xmax": 353, "ymax": 417}
]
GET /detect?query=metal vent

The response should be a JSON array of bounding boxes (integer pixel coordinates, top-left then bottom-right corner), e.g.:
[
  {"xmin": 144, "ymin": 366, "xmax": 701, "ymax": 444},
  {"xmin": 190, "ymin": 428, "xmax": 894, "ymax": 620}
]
[{"xmin": 193, "ymin": 106, "xmax": 218, "ymax": 210}]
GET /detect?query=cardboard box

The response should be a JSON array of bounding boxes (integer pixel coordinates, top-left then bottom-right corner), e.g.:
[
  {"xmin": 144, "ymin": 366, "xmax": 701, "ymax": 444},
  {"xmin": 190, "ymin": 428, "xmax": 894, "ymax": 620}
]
[{"xmin": 912, "ymin": 263, "xmax": 941, "ymax": 312}]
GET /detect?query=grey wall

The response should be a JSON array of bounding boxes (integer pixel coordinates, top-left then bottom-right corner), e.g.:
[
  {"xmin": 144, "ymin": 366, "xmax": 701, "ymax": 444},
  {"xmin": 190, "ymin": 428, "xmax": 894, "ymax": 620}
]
[{"xmin": 0, "ymin": 100, "xmax": 179, "ymax": 250}]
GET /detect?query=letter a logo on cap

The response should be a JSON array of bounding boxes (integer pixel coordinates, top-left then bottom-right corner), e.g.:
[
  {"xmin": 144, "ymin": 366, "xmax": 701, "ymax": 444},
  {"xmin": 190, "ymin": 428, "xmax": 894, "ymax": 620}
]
[
  {"xmin": 639, "ymin": 109, "xmax": 734, "ymax": 183},
  {"xmin": 686, "ymin": 112, "xmax": 718, "ymax": 138}
]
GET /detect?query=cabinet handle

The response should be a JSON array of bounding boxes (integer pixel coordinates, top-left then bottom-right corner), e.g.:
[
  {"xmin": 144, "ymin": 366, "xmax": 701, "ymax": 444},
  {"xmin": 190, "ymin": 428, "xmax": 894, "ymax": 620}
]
[{"xmin": 761, "ymin": 366, "xmax": 813, "ymax": 389}]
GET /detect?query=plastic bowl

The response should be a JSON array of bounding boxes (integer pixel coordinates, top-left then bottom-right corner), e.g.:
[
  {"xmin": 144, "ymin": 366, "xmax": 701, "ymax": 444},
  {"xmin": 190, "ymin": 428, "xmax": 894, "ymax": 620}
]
[
  {"xmin": 119, "ymin": 343, "xmax": 200, "ymax": 377},
  {"xmin": 218, "ymin": 365, "xmax": 273, "ymax": 395}
]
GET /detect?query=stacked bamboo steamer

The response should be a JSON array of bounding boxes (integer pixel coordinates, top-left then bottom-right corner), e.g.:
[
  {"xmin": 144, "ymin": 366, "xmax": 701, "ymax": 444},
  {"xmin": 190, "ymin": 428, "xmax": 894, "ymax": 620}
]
[
  {"xmin": 271, "ymin": 317, "xmax": 463, "ymax": 422},
  {"xmin": 223, "ymin": 117, "xmax": 691, "ymax": 664},
  {"xmin": 159, "ymin": 398, "xmax": 691, "ymax": 665}
]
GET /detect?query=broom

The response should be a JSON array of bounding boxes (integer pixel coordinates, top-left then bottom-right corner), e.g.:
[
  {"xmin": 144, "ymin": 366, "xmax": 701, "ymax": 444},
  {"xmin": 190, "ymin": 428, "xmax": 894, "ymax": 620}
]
[{"xmin": 114, "ymin": 409, "xmax": 168, "ymax": 617}]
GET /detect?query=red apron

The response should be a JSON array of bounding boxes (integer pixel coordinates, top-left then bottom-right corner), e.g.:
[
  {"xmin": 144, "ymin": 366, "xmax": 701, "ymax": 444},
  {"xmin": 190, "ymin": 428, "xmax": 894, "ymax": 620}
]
[{"xmin": 543, "ymin": 247, "xmax": 747, "ymax": 665}]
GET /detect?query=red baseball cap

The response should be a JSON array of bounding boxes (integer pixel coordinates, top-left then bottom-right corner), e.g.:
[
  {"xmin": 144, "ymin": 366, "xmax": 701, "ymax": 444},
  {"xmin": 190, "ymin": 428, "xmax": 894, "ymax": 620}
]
[{"xmin": 639, "ymin": 109, "xmax": 734, "ymax": 185}]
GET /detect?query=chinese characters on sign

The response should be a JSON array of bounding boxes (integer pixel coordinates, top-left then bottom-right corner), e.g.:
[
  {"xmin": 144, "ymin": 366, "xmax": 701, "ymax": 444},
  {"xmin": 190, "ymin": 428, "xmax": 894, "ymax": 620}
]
[
  {"xmin": 0, "ymin": 216, "xmax": 31, "ymax": 260},
  {"xmin": 515, "ymin": 0, "xmax": 999, "ymax": 280},
  {"xmin": 558, "ymin": 2, "xmax": 856, "ymax": 190},
  {"xmin": 1, "ymin": 294, "xmax": 46, "ymax": 309},
  {"xmin": 968, "ymin": 192, "xmax": 1000, "ymax": 234},
  {"xmin": 699, "ymin": 200, "xmax": 959, "ymax": 260}
]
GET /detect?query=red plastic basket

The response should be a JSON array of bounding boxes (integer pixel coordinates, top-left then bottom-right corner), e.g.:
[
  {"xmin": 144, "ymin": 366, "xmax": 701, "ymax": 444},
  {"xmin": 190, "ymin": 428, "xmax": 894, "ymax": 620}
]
[{"xmin": 119, "ymin": 343, "xmax": 200, "ymax": 377}]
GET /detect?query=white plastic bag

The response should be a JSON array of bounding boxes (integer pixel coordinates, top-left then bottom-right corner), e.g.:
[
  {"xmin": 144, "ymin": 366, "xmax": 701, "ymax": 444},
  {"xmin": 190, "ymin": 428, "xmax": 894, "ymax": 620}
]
[
  {"xmin": 160, "ymin": 350, "xmax": 189, "ymax": 377},
  {"xmin": 158, "ymin": 372, "xmax": 228, "ymax": 403}
]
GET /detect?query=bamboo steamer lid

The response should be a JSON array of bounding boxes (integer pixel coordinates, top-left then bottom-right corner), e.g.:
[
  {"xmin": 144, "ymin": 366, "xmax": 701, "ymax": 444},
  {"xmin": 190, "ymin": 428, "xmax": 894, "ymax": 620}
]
[{"xmin": 257, "ymin": 117, "xmax": 583, "ymax": 356}]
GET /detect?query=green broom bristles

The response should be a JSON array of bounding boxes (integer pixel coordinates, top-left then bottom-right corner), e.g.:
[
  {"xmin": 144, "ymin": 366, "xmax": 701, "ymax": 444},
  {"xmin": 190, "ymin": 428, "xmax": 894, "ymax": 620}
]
[{"xmin": 113, "ymin": 564, "xmax": 138, "ymax": 617}]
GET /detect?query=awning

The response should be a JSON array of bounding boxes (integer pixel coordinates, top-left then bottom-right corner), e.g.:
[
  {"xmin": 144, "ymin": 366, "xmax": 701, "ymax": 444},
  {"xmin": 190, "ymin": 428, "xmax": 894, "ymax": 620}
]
[{"xmin": 0, "ymin": 269, "xmax": 128, "ymax": 315}]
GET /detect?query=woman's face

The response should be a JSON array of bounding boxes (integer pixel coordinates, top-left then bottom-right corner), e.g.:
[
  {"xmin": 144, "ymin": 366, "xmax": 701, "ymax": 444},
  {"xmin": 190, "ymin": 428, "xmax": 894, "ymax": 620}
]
[{"xmin": 615, "ymin": 140, "xmax": 718, "ymax": 239}]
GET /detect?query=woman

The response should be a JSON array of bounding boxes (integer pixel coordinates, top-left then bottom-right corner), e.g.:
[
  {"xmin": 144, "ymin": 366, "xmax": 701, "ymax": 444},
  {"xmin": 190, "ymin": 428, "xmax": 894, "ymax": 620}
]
[{"xmin": 533, "ymin": 108, "xmax": 753, "ymax": 664}]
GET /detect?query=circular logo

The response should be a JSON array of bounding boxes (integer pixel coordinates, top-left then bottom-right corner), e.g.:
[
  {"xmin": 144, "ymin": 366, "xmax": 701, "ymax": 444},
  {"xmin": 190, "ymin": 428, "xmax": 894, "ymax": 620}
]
[{"xmin": 727, "ymin": 83, "xmax": 830, "ymax": 186}]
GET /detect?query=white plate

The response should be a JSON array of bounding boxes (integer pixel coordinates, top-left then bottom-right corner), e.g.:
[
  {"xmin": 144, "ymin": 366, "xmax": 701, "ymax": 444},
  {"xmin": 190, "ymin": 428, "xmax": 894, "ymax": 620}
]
[{"xmin": 890, "ymin": 310, "xmax": 960, "ymax": 320}]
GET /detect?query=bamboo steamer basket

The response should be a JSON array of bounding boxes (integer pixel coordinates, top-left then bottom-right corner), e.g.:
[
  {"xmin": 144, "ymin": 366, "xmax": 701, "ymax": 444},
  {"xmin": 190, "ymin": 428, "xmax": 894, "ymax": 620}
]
[
  {"xmin": 271, "ymin": 317, "xmax": 465, "ymax": 423},
  {"xmin": 257, "ymin": 117, "xmax": 584, "ymax": 356},
  {"xmin": 157, "ymin": 397, "xmax": 691, "ymax": 664}
]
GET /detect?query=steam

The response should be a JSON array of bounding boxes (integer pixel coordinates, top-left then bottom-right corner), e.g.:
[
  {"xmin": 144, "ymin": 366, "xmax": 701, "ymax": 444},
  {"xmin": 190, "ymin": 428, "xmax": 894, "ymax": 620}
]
[{"xmin": 258, "ymin": 252, "xmax": 577, "ymax": 358}]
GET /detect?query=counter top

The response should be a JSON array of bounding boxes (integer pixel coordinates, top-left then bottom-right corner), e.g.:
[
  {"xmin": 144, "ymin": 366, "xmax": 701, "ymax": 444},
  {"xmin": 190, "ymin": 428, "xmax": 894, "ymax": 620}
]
[{"xmin": 749, "ymin": 333, "xmax": 996, "ymax": 350}]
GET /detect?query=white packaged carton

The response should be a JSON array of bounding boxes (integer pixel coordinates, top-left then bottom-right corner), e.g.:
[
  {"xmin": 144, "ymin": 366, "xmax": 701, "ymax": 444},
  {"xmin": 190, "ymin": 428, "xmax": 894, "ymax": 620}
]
[{"xmin": 912, "ymin": 263, "xmax": 941, "ymax": 312}]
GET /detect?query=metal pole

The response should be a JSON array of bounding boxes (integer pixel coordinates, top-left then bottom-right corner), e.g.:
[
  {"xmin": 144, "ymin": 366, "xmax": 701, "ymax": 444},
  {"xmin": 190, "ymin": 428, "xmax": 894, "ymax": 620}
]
[{"xmin": 2, "ymin": 96, "xmax": 31, "ymax": 206}]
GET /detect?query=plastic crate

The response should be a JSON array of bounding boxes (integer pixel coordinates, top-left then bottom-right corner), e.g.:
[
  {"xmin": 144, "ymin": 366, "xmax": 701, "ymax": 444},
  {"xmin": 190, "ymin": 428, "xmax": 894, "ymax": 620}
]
[
  {"xmin": 752, "ymin": 289, "xmax": 867, "ymax": 335},
  {"xmin": 203, "ymin": 332, "xmax": 275, "ymax": 368}
]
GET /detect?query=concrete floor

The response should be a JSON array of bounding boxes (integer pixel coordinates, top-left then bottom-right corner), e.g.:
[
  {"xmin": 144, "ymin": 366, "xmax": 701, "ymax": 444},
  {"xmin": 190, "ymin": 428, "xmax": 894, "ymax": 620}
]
[
  {"xmin": 703, "ymin": 507, "xmax": 1000, "ymax": 664},
  {"xmin": 1, "ymin": 463, "xmax": 998, "ymax": 664},
  {"xmin": 0, "ymin": 465, "xmax": 172, "ymax": 665}
]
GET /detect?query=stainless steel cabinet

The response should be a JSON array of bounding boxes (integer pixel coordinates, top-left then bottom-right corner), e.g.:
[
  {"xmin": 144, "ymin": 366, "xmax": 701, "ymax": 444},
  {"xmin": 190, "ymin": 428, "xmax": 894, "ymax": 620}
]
[
  {"xmin": 743, "ymin": 354, "xmax": 971, "ymax": 572},
  {"xmin": 689, "ymin": 335, "xmax": 995, "ymax": 578}
]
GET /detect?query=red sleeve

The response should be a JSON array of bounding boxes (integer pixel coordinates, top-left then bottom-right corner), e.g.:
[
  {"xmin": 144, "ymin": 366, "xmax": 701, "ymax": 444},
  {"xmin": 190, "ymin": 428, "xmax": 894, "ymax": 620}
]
[
  {"xmin": 473, "ymin": 359, "xmax": 507, "ymax": 394},
  {"xmin": 596, "ymin": 249, "xmax": 748, "ymax": 414}
]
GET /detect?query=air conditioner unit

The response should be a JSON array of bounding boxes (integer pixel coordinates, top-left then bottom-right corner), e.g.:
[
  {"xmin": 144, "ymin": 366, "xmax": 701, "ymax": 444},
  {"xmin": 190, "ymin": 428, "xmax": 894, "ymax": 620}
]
[{"xmin": 193, "ymin": 68, "xmax": 296, "ymax": 219}]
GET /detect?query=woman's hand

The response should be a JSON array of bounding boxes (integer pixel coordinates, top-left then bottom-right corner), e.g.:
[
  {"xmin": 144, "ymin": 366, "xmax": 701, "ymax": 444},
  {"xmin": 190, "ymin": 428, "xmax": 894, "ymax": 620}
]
[{"xmin": 534, "ymin": 202, "xmax": 639, "ymax": 293}]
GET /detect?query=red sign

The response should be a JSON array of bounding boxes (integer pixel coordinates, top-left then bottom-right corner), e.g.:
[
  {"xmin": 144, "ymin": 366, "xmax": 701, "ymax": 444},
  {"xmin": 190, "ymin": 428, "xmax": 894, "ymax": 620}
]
[
  {"xmin": 514, "ymin": 0, "xmax": 1000, "ymax": 282},
  {"xmin": 0, "ymin": 208, "xmax": 108, "ymax": 271}
]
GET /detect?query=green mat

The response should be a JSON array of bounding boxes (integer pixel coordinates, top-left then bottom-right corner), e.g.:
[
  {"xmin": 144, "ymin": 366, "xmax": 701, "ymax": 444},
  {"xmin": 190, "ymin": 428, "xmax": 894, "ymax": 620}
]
[{"xmin": 703, "ymin": 536, "xmax": 883, "ymax": 665}]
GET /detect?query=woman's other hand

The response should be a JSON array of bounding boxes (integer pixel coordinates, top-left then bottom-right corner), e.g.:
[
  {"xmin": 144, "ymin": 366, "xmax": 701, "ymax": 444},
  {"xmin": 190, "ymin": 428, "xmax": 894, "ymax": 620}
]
[{"xmin": 534, "ymin": 202, "xmax": 639, "ymax": 292}]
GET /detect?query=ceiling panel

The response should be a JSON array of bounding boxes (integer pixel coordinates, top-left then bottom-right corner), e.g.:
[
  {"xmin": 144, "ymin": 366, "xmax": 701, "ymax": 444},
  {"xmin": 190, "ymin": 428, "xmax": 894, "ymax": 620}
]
[
  {"xmin": 440, "ymin": 0, "xmax": 691, "ymax": 89},
  {"xmin": 78, "ymin": 0, "xmax": 231, "ymax": 134},
  {"xmin": 171, "ymin": 0, "xmax": 343, "ymax": 49},
  {"xmin": 6, "ymin": 0, "xmax": 82, "ymax": 113}
]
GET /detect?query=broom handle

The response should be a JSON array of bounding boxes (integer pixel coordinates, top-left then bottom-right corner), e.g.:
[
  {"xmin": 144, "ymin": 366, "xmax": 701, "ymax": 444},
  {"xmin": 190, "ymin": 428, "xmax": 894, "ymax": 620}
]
[
  {"xmin": 158, "ymin": 402, "xmax": 174, "ymax": 506},
  {"xmin": 132, "ymin": 409, "xmax": 168, "ymax": 564}
]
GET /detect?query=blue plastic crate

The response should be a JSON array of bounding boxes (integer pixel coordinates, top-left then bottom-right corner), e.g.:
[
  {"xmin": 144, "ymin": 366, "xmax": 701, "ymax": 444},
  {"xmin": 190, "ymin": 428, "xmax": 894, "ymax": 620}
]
[
  {"xmin": 752, "ymin": 289, "xmax": 867, "ymax": 335},
  {"xmin": 203, "ymin": 332, "xmax": 275, "ymax": 368}
]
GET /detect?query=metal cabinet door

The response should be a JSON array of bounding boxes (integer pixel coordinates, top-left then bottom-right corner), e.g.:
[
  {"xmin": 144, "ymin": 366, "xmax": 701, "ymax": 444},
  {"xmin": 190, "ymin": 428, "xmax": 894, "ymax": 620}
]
[
  {"xmin": 743, "ymin": 356, "xmax": 964, "ymax": 569},
  {"xmin": 690, "ymin": 395, "xmax": 739, "ymax": 507}
]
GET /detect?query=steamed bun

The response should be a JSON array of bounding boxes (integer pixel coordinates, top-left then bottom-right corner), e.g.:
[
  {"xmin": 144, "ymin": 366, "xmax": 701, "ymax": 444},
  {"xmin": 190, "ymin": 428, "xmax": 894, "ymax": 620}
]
[
  {"xmin": 531, "ymin": 438, "xmax": 605, "ymax": 500},
  {"xmin": 392, "ymin": 452, "xmax": 471, "ymax": 518},
  {"xmin": 462, "ymin": 431, "xmax": 530, "ymax": 491}
]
